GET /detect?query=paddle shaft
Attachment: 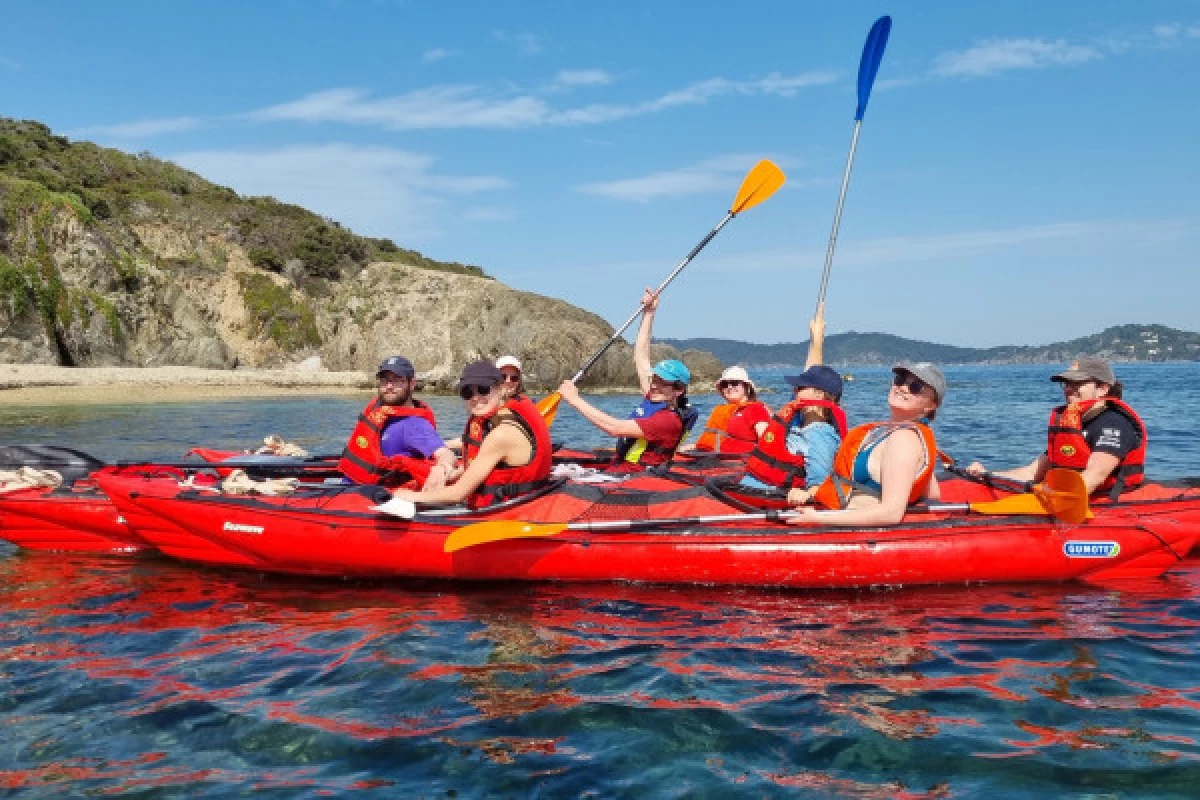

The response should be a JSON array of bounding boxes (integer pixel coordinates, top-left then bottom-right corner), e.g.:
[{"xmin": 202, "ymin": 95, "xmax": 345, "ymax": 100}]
[
  {"xmin": 814, "ymin": 120, "xmax": 861, "ymax": 313},
  {"xmin": 572, "ymin": 211, "xmax": 735, "ymax": 382},
  {"xmin": 941, "ymin": 461, "xmax": 1033, "ymax": 494},
  {"xmin": 527, "ymin": 498, "xmax": 1056, "ymax": 535}
]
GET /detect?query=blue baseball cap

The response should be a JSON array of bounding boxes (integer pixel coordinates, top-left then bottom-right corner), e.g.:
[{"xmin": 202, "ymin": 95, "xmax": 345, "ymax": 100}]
[
  {"xmin": 785, "ymin": 365, "xmax": 843, "ymax": 401},
  {"xmin": 651, "ymin": 359, "xmax": 691, "ymax": 384},
  {"xmin": 376, "ymin": 355, "xmax": 415, "ymax": 379}
]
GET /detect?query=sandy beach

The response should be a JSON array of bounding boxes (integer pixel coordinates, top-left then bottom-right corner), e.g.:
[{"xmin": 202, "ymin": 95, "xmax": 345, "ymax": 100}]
[{"xmin": 0, "ymin": 364, "xmax": 374, "ymax": 406}]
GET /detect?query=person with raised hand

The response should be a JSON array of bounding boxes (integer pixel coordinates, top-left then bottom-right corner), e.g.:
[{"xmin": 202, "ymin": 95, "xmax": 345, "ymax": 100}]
[
  {"xmin": 968, "ymin": 357, "xmax": 1146, "ymax": 500},
  {"xmin": 557, "ymin": 288, "xmax": 697, "ymax": 471},
  {"xmin": 740, "ymin": 305, "xmax": 847, "ymax": 499}
]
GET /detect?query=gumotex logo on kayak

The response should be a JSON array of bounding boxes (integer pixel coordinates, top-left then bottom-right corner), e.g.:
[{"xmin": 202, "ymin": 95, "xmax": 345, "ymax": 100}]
[
  {"xmin": 223, "ymin": 521, "xmax": 264, "ymax": 535},
  {"xmin": 1064, "ymin": 541, "xmax": 1120, "ymax": 558}
]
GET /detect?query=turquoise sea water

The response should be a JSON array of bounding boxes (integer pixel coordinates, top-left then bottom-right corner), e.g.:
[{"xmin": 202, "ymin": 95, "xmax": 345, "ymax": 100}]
[{"xmin": 2, "ymin": 362, "xmax": 1199, "ymax": 797}]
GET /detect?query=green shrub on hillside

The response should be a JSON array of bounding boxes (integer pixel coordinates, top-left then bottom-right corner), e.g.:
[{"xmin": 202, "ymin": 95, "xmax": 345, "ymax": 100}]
[{"xmin": 237, "ymin": 272, "xmax": 320, "ymax": 352}]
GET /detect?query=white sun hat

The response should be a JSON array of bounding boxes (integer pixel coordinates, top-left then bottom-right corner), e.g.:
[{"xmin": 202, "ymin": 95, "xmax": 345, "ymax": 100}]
[
  {"xmin": 716, "ymin": 365, "xmax": 756, "ymax": 392},
  {"xmin": 495, "ymin": 355, "xmax": 522, "ymax": 372}
]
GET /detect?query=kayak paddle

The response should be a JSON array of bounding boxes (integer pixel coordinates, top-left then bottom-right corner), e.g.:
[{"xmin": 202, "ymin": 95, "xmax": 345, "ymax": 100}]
[
  {"xmin": 813, "ymin": 14, "xmax": 891, "ymax": 315},
  {"xmin": 441, "ymin": 468, "xmax": 1090, "ymax": 552},
  {"xmin": 536, "ymin": 159, "xmax": 786, "ymax": 425}
]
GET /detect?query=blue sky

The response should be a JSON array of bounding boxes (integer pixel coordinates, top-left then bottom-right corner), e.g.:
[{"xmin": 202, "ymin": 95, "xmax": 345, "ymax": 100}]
[{"xmin": 2, "ymin": 1, "xmax": 1198, "ymax": 347}]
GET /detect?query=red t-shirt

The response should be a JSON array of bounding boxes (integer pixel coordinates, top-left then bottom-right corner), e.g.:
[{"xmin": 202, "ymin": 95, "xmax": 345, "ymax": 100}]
[
  {"xmin": 722, "ymin": 402, "xmax": 771, "ymax": 453},
  {"xmin": 635, "ymin": 408, "xmax": 684, "ymax": 458}
]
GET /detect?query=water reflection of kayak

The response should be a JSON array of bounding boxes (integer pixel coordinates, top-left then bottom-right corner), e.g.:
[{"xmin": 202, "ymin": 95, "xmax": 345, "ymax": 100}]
[{"xmin": 75, "ymin": 466, "xmax": 1200, "ymax": 588}]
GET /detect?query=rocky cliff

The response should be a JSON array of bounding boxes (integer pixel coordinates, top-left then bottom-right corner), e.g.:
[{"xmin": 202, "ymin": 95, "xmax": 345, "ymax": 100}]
[{"xmin": 0, "ymin": 118, "xmax": 719, "ymax": 389}]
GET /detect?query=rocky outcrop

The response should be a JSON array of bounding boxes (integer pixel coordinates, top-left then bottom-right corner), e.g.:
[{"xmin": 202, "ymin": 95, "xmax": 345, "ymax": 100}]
[{"xmin": 0, "ymin": 189, "xmax": 718, "ymax": 390}]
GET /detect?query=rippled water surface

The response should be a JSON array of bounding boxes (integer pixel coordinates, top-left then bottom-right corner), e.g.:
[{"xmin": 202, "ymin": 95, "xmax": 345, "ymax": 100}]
[{"xmin": 2, "ymin": 363, "xmax": 1199, "ymax": 796}]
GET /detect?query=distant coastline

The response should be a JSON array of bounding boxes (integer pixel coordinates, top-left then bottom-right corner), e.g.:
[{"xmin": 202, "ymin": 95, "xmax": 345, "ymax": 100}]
[{"xmin": 660, "ymin": 323, "xmax": 1200, "ymax": 368}]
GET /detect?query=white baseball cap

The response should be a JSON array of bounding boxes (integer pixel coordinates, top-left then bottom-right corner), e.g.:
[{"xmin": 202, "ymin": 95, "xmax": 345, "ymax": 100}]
[{"xmin": 495, "ymin": 355, "xmax": 522, "ymax": 371}]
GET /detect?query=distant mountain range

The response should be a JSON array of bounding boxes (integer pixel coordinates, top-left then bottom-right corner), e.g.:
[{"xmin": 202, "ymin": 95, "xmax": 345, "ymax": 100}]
[{"xmin": 661, "ymin": 324, "xmax": 1200, "ymax": 367}]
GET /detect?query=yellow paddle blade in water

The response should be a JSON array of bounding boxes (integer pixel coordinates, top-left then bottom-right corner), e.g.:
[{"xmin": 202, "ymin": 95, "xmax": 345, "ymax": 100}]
[
  {"xmin": 444, "ymin": 519, "xmax": 568, "ymax": 553},
  {"xmin": 731, "ymin": 160, "xmax": 786, "ymax": 214}
]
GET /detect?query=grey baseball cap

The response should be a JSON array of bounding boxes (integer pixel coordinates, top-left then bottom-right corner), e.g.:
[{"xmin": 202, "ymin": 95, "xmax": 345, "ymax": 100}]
[
  {"xmin": 893, "ymin": 361, "xmax": 946, "ymax": 403},
  {"xmin": 1051, "ymin": 357, "xmax": 1116, "ymax": 386}
]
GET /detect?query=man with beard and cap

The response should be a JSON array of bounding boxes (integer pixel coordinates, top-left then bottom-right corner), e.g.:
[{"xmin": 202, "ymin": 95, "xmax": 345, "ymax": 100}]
[
  {"xmin": 337, "ymin": 355, "xmax": 459, "ymax": 489},
  {"xmin": 968, "ymin": 356, "xmax": 1146, "ymax": 500}
]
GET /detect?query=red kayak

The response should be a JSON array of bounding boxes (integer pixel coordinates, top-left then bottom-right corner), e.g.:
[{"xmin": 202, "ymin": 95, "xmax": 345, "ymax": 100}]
[{"xmin": 91, "ymin": 467, "xmax": 1200, "ymax": 588}]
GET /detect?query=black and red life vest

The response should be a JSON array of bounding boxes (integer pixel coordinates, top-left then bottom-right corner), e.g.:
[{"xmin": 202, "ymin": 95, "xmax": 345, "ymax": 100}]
[
  {"xmin": 1047, "ymin": 398, "xmax": 1147, "ymax": 500},
  {"xmin": 743, "ymin": 400, "xmax": 848, "ymax": 490},
  {"xmin": 338, "ymin": 397, "xmax": 439, "ymax": 487},
  {"xmin": 463, "ymin": 395, "xmax": 553, "ymax": 509}
]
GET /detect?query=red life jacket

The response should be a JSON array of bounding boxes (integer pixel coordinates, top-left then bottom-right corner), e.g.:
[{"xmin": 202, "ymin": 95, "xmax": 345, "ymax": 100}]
[
  {"xmin": 743, "ymin": 400, "xmax": 848, "ymax": 490},
  {"xmin": 1047, "ymin": 398, "xmax": 1147, "ymax": 500},
  {"xmin": 338, "ymin": 397, "xmax": 439, "ymax": 487},
  {"xmin": 813, "ymin": 421, "xmax": 936, "ymax": 510},
  {"xmin": 463, "ymin": 395, "xmax": 553, "ymax": 509},
  {"xmin": 694, "ymin": 401, "xmax": 770, "ymax": 454}
]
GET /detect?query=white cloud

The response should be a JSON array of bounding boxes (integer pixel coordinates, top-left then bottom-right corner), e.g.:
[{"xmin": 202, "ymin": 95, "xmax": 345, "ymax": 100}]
[
  {"xmin": 246, "ymin": 71, "xmax": 835, "ymax": 131},
  {"xmin": 548, "ymin": 69, "xmax": 613, "ymax": 91},
  {"xmin": 1189, "ymin": 24, "xmax": 1200, "ymax": 39},
  {"xmin": 932, "ymin": 38, "xmax": 1099, "ymax": 78},
  {"xmin": 170, "ymin": 143, "xmax": 509, "ymax": 243},
  {"xmin": 422, "ymin": 48, "xmax": 457, "ymax": 63},
  {"xmin": 1153, "ymin": 23, "xmax": 1182, "ymax": 40},
  {"xmin": 712, "ymin": 218, "xmax": 1197, "ymax": 275},
  {"xmin": 0, "ymin": 55, "xmax": 20, "ymax": 71},
  {"xmin": 492, "ymin": 30, "xmax": 544, "ymax": 57},
  {"xmin": 577, "ymin": 155, "xmax": 787, "ymax": 203},
  {"xmin": 248, "ymin": 86, "xmax": 549, "ymax": 130},
  {"xmin": 70, "ymin": 116, "xmax": 201, "ymax": 140}
]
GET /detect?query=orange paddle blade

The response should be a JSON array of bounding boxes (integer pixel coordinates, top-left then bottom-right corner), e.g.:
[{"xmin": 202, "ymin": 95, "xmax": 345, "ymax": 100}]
[
  {"xmin": 536, "ymin": 392, "xmax": 563, "ymax": 426},
  {"xmin": 444, "ymin": 520, "xmax": 567, "ymax": 553},
  {"xmin": 731, "ymin": 160, "xmax": 786, "ymax": 214},
  {"xmin": 965, "ymin": 468, "xmax": 1090, "ymax": 523},
  {"xmin": 1036, "ymin": 468, "xmax": 1092, "ymax": 524}
]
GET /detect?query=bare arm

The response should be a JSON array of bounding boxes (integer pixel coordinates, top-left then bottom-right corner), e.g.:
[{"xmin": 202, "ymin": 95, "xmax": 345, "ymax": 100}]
[
  {"xmin": 391, "ymin": 425, "xmax": 526, "ymax": 505},
  {"xmin": 1080, "ymin": 451, "xmax": 1121, "ymax": 494},
  {"xmin": 789, "ymin": 429, "xmax": 926, "ymax": 527},
  {"xmin": 804, "ymin": 303, "xmax": 826, "ymax": 369},
  {"xmin": 557, "ymin": 380, "xmax": 644, "ymax": 438},
  {"xmin": 634, "ymin": 288, "xmax": 658, "ymax": 394}
]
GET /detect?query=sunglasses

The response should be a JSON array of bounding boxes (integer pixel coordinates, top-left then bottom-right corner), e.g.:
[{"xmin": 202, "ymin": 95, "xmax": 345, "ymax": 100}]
[
  {"xmin": 501, "ymin": 373, "xmax": 521, "ymax": 383},
  {"xmin": 717, "ymin": 380, "xmax": 744, "ymax": 391},
  {"xmin": 892, "ymin": 372, "xmax": 929, "ymax": 396},
  {"xmin": 459, "ymin": 384, "xmax": 494, "ymax": 400}
]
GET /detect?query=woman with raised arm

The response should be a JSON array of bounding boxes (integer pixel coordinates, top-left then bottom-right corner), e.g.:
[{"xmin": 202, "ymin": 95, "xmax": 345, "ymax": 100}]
[
  {"xmin": 556, "ymin": 289, "xmax": 697, "ymax": 471},
  {"xmin": 740, "ymin": 305, "xmax": 847, "ymax": 498}
]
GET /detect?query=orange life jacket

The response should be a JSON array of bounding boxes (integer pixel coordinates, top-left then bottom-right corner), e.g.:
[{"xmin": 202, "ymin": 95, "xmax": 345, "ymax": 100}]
[
  {"xmin": 463, "ymin": 395, "xmax": 554, "ymax": 509},
  {"xmin": 812, "ymin": 421, "xmax": 937, "ymax": 510},
  {"xmin": 694, "ymin": 401, "xmax": 770, "ymax": 453},
  {"xmin": 338, "ymin": 397, "xmax": 439, "ymax": 487},
  {"xmin": 743, "ymin": 400, "xmax": 848, "ymax": 490},
  {"xmin": 1047, "ymin": 398, "xmax": 1146, "ymax": 500}
]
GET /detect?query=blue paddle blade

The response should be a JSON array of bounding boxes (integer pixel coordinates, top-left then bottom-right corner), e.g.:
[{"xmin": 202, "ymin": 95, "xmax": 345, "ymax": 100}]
[{"xmin": 854, "ymin": 15, "xmax": 892, "ymax": 121}]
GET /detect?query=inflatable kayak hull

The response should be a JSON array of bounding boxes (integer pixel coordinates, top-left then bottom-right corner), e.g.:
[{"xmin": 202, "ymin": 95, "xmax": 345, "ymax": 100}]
[
  {"xmin": 92, "ymin": 470, "xmax": 1198, "ymax": 588},
  {"xmin": 0, "ymin": 483, "xmax": 150, "ymax": 555}
]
